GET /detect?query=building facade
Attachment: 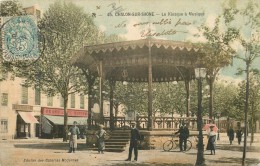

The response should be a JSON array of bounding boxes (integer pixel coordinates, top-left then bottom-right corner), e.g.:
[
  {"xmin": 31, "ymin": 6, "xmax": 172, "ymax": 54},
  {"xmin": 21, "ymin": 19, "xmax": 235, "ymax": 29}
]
[{"xmin": 0, "ymin": 74, "xmax": 88, "ymax": 139}]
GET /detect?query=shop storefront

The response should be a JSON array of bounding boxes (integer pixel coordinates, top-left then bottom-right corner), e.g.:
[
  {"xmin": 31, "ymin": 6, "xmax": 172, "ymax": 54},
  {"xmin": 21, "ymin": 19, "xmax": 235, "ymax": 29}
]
[
  {"xmin": 41, "ymin": 107, "xmax": 87, "ymax": 138},
  {"xmin": 14, "ymin": 104, "xmax": 39, "ymax": 138},
  {"xmin": 16, "ymin": 111, "xmax": 39, "ymax": 138}
]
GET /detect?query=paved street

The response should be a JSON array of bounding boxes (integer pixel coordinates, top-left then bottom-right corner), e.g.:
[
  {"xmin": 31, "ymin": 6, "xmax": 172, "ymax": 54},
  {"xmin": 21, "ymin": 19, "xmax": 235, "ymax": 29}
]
[{"xmin": 0, "ymin": 133, "xmax": 260, "ymax": 166}]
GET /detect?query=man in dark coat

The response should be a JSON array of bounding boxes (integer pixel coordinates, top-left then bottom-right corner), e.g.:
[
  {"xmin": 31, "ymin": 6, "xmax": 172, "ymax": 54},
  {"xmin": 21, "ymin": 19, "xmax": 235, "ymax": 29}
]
[
  {"xmin": 228, "ymin": 127, "xmax": 235, "ymax": 145},
  {"xmin": 175, "ymin": 123, "xmax": 189, "ymax": 151},
  {"xmin": 125, "ymin": 122, "xmax": 140, "ymax": 161},
  {"xmin": 236, "ymin": 128, "xmax": 243, "ymax": 145}
]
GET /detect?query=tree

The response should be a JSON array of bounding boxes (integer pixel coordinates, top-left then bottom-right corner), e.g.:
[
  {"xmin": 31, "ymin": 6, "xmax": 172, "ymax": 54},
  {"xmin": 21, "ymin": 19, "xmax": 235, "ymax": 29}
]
[
  {"xmin": 15, "ymin": 1, "xmax": 99, "ymax": 142},
  {"xmin": 224, "ymin": 0, "xmax": 260, "ymax": 165},
  {"xmin": 197, "ymin": 5, "xmax": 239, "ymax": 120},
  {"xmin": 212, "ymin": 81, "xmax": 239, "ymax": 130},
  {"xmin": 235, "ymin": 71, "xmax": 260, "ymax": 145},
  {"xmin": 0, "ymin": 0, "xmax": 25, "ymax": 16}
]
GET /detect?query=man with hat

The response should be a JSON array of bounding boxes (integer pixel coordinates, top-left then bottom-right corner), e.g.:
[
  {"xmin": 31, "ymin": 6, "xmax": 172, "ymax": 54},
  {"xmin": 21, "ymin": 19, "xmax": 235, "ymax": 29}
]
[
  {"xmin": 175, "ymin": 123, "xmax": 189, "ymax": 151},
  {"xmin": 227, "ymin": 126, "xmax": 235, "ymax": 145},
  {"xmin": 68, "ymin": 121, "xmax": 80, "ymax": 153},
  {"xmin": 125, "ymin": 121, "xmax": 140, "ymax": 161}
]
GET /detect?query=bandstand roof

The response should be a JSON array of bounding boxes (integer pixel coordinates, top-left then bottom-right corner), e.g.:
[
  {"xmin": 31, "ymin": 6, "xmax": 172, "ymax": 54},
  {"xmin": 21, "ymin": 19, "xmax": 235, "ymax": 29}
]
[{"xmin": 72, "ymin": 38, "xmax": 205, "ymax": 82}]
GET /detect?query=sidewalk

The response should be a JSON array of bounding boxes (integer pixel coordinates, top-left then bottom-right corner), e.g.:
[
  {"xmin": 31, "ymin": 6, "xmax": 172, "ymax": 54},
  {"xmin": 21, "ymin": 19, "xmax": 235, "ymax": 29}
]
[{"xmin": 0, "ymin": 133, "xmax": 259, "ymax": 166}]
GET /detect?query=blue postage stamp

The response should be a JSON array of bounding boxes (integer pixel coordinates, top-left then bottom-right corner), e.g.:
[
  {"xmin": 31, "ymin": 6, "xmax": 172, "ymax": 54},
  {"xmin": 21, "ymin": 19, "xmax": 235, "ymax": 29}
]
[{"xmin": 1, "ymin": 15, "xmax": 39, "ymax": 61}]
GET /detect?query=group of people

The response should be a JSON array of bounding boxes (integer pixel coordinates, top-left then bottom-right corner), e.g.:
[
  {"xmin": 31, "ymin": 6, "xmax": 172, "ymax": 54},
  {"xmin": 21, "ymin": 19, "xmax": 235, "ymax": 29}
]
[
  {"xmin": 67, "ymin": 121, "xmax": 141, "ymax": 162},
  {"xmin": 68, "ymin": 121, "xmax": 243, "ymax": 159},
  {"xmin": 173, "ymin": 123, "xmax": 244, "ymax": 156},
  {"xmin": 227, "ymin": 127, "xmax": 243, "ymax": 145},
  {"xmin": 68, "ymin": 121, "xmax": 107, "ymax": 154},
  {"xmin": 206, "ymin": 125, "xmax": 244, "ymax": 155}
]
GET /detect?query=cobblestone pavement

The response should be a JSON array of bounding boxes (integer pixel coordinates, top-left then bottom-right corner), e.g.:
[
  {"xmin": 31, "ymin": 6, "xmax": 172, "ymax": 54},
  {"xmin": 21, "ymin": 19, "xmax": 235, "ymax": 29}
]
[{"xmin": 0, "ymin": 133, "xmax": 260, "ymax": 166}]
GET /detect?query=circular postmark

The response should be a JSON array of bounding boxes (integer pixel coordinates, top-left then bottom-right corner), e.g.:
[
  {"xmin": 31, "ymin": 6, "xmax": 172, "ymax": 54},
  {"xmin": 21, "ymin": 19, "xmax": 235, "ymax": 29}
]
[{"xmin": 2, "ymin": 15, "xmax": 39, "ymax": 61}]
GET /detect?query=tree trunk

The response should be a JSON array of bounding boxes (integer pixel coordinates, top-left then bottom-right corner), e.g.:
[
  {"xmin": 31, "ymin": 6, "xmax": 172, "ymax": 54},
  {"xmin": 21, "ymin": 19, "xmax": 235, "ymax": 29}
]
[
  {"xmin": 242, "ymin": 61, "xmax": 250, "ymax": 166},
  {"xmin": 209, "ymin": 78, "xmax": 214, "ymax": 121},
  {"xmin": 88, "ymin": 86, "xmax": 93, "ymax": 130},
  {"xmin": 63, "ymin": 96, "xmax": 69, "ymax": 142},
  {"xmin": 82, "ymin": 69, "xmax": 96, "ymax": 130},
  {"xmin": 185, "ymin": 80, "xmax": 190, "ymax": 117},
  {"xmin": 114, "ymin": 103, "xmax": 119, "ymax": 127},
  {"xmin": 250, "ymin": 102, "xmax": 255, "ymax": 146},
  {"xmin": 250, "ymin": 119, "xmax": 254, "ymax": 146}
]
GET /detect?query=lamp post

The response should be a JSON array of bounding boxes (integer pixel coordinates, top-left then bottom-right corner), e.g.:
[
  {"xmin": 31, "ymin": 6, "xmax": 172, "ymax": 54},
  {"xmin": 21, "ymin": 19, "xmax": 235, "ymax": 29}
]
[
  {"xmin": 216, "ymin": 112, "xmax": 221, "ymax": 140},
  {"xmin": 195, "ymin": 67, "xmax": 206, "ymax": 166}
]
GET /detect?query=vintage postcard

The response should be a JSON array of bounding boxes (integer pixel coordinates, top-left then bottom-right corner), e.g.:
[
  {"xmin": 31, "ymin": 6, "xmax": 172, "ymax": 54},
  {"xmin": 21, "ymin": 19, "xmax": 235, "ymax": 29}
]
[{"xmin": 0, "ymin": 0, "xmax": 260, "ymax": 166}]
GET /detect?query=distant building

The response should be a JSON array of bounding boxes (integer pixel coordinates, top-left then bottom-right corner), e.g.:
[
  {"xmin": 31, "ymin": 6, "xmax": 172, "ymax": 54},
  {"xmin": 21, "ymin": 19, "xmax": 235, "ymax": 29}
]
[
  {"xmin": 0, "ymin": 73, "xmax": 88, "ymax": 139},
  {"xmin": 23, "ymin": 4, "xmax": 42, "ymax": 20},
  {"xmin": 0, "ymin": 5, "xmax": 88, "ymax": 140}
]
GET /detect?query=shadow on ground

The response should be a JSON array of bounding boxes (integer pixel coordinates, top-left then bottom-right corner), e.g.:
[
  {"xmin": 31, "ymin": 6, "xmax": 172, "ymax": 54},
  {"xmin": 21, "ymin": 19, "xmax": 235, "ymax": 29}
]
[
  {"xmin": 13, "ymin": 143, "xmax": 91, "ymax": 151},
  {"xmin": 216, "ymin": 144, "xmax": 260, "ymax": 153},
  {"xmin": 207, "ymin": 157, "xmax": 260, "ymax": 166},
  {"xmin": 103, "ymin": 162, "xmax": 193, "ymax": 166}
]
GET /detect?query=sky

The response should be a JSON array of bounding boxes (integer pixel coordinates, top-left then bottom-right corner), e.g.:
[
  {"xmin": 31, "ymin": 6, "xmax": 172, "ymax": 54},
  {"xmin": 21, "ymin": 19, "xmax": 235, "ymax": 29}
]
[{"xmin": 10, "ymin": 0, "xmax": 260, "ymax": 83}]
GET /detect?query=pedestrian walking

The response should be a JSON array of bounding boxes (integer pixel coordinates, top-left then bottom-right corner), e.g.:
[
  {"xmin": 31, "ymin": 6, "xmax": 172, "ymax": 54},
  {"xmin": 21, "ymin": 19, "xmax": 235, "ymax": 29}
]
[
  {"xmin": 68, "ymin": 121, "xmax": 80, "ymax": 153},
  {"xmin": 125, "ymin": 122, "xmax": 140, "ymax": 161},
  {"xmin": 236, "ymin": 128, "xmax": 243, "ymax": 145},
  {"xmin": 206, "ymin": 125, "xmax": 216, "ymax": 155},
  {"xmin": 227, "ymin": 127, "xmax": 235, "ymax": 145},
  {"xmin": 96, "ymin": 124, "xmax": 106, "ymax": 154},
  {"xmin": 175, "ymin": 123, "xmax": 189, "ymax": 151}
]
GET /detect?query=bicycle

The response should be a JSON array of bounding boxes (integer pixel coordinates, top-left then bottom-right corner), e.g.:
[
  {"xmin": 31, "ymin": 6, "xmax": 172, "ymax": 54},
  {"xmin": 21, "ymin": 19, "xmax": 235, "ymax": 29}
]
[{"xmin": 163, "ymin": 133, "xmax": 192, "ymax": 152}]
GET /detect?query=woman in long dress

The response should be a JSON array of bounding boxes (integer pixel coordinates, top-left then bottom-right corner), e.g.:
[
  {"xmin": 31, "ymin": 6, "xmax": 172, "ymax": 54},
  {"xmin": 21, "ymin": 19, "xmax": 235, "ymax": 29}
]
[
  {"xmin": 206, "ymin": 126, "xmax": 216, "ymax": 155},
  {"xmin": 96, "ymin": 124, "xmax": 106, "ymax": 154}
]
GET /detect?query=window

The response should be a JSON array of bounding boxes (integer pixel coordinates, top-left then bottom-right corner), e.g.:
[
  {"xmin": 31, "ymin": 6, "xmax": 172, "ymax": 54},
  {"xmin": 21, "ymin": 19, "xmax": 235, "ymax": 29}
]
[
  {"xmin": 80, "ymin": 94, "xmax": 84, "ymax": 109},
  {"xmin": 0, "ymin": 119, "xmax": 8, "ymax": 133},
  {"xmin": 35, "ymin": 87, "xmax": 41, "ymax": 105},
  {"xmin": 47, "ymin": 95, "xmax": 53, "ymax": 106},
  {"xmin": 21, "ymin": 85, "xmax": 28, "ymax": 104},
  {"xmin": 71, "ymin": 93, "xmax": 75, "ymax": 108},
  {"xmin": 60, "ymin": 96, "xmax": 64, "ymax": 107},
  {"xmin": 1, "ymin": 93, "xmax": 8, "ymax": 106}
]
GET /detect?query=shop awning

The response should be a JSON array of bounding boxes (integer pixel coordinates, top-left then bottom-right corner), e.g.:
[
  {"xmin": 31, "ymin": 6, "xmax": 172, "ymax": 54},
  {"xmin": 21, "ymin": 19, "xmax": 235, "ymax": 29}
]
[
  {"xmin": 42, "ymin": 116, "xmax": 53, "ymax": 134},
  {"xmin": 44, "ymin": 115, "xmax": 87, "ymax": 125},
  {"xmin": 18, "ymin": 111, "xmax": 39, "ymax": 123}
]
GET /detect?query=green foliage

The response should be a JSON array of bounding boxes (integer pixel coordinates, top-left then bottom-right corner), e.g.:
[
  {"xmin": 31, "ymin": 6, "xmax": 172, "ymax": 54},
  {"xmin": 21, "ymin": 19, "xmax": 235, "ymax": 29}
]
[
  {"xmin": 17, "ymin": 1, "xmax": 98, "ymax": 97},
  {"xmin": 0, "ymin": 0, "xmax": 25, "ymax": 17},
  {"xmin": 104, "ymin": 34, "xmax": 126, "ymax": 43},
  {"xmin": 213, "ymin": 82, "xmax": 240, "ymax": 119},
  {"xmin": 111, "ymin": 82, "xmax": 147, "ymax": 115},
  {"xmin": 110, "ymin": 81, "xmax": 197, "ymax": 117},
  {"xmin": 228, "ymin": 0, "xmax": 260, "ymax": 63},
  {"xmin": 194, "ymin": 1, "xmax": 240, "ymax": 119},
  {"xmin": 234, "ymin": 73, "xmax": 260, "ymax": 122}
]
